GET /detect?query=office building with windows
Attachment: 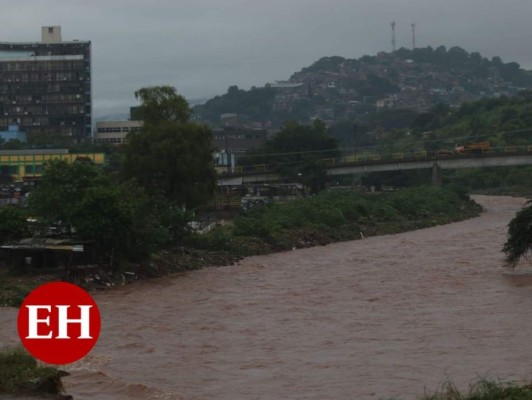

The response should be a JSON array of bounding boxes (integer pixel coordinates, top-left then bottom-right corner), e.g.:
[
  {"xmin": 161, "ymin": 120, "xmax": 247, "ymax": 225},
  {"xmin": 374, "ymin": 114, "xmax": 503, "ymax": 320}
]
[
  {"xmin": 0, "ymin": 26, "xmax": 91, "ymax": 141},
  {"xmin": 94, "ymin": 120, "xmax": 143, "ymax": 145}
]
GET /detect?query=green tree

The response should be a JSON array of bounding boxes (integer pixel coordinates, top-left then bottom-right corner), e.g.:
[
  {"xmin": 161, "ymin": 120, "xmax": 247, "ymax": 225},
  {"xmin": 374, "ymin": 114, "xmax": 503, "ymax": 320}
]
[
  {"xmin": 28, "ymin": 159, "xmax": 164, "ymax": 261},
  {"xmin": 239, "ymin": 120, "xmax": 339, "ymax": 193},
  {"xmin": 0, "ymin": 206, "xmax": 29, "ymax": 243},
  {"xmin": 28, "ymin": 159, "xmax": 103, "ymax": 232},
  {"xmin": 72, "ymin": 181, "xmax": 167, "ymax": 260},
  {"xmin": 134, "ymin": 85, "xmax": 191, "ymax": 125},
  {"xmin": 503, "ymin": 201, "xmax": 532, "ymax": 267},
  {"xmin": 123, "ymin": 86, "xmax": 216, "ymax": 208}
]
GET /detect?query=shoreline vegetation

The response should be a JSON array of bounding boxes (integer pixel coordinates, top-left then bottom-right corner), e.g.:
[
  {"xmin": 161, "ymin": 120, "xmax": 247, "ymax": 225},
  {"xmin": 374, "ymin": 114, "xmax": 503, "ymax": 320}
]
[
  {"xmin": 1, "ymin": 186, "xmax": 482, "ymax": 308},
  {"xmin": 185, "ymin": 185, "xmax": 483, "ymax": 257},
  {"xmin": 0, "ymin": 347, "xmax": 71, "ymax": 399},
  {"xmin": 403, "ymin": 380, "xmax": 532, "ymax": 400}
]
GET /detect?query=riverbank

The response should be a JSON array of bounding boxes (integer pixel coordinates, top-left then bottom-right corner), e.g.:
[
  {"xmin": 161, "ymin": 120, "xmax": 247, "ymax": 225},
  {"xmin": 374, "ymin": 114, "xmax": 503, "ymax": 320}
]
[
  {"xmin": 111, "ymin": 186, "xmax": 484, "ymax": 282},
  {"xmin": 0, "ymin": 347, "xmax": 71, "ymax": 399},
  {"xmin": 164, "ymin": 185, "xmax": 484, "ymax": 262},
  {"xmin": 1, "ymin": 186, "xmax": 483, "ymax": 306}
]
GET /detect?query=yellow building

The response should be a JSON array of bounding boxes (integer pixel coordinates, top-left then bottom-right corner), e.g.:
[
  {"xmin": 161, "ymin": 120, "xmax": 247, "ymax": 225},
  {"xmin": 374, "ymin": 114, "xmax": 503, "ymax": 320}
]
[{"xmin": 0, "ymin": 149, "xmax": 106, "ymax": 181}]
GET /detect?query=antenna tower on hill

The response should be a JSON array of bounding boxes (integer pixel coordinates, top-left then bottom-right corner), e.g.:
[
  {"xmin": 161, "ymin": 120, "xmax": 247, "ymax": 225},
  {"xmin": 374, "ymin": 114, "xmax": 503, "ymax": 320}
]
[
  {"xmin": 391, "ymin": 21, "xmax": 396, "ymax": 52},
  {"xmin": 411, "ymin": 23, "xmax": 416, "ymax": 49}
]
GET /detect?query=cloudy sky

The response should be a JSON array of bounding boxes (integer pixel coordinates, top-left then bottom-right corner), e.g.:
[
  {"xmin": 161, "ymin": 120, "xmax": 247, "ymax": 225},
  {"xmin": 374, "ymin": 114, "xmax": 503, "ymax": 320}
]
[{"xmin": 2, "ymin": 0, "xmax": 531, "ymax": 117}]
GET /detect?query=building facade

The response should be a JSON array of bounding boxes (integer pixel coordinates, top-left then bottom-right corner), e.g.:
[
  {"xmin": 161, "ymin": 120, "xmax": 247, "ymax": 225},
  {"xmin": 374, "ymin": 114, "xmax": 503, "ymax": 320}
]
[
  {"xmin": 0, "ymin": 26, "xmax": 91, "ymax": 141},
  {"xmin": 0, "ymin": 149, "xmax": 105, "ymax": 181},
  {"xmin": 212, "ymin": 128, "xmax": 267, "ymax": 155},
  {"xmin": 94, "ymin": 120, "xmax": 143, "ymax": 145}
]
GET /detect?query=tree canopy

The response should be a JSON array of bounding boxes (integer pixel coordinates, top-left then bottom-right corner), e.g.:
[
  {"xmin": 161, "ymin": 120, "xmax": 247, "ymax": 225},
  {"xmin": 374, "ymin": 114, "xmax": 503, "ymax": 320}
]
[
  {"xmin": 123, "ymin": 86, "xmax": 216, "ymax": 208},
  {"xmin": 28, "ymin": 159, "xmax": 103, "ymax": 231},
  {"xmin": 28, "ymin": 159, "xmax": 164, "ymax": 260},
  {"xmin": 239, "ymin": 120, "xmax": 339, "ymax": 192},
  {"xmin": 134, "ymin": 86, "xmax": 191, "ymax": 125},
  {"xmin": 503, "ymin": 201, "xmax": 532, "ymax": 267},
  {"xmin": 0, "ymin": 206, "xmax": 29, "ymax": 243}
]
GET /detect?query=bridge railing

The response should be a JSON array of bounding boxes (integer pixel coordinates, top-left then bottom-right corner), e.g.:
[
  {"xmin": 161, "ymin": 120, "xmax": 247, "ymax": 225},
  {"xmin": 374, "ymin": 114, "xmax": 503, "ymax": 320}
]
[
  {"xmin": 227, "ymin": 144, "xmax": 532, "ymax": 176},
  {"xmin": 335, "ymin": 145, "xmax": 532, "ymax": 166}
]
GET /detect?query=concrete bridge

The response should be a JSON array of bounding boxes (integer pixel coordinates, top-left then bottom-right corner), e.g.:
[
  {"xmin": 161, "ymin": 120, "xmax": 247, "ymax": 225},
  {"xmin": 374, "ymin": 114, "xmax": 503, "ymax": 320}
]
[{"xmin": 218, "ymin": 146, "xmax": 532, "ymax": 186}]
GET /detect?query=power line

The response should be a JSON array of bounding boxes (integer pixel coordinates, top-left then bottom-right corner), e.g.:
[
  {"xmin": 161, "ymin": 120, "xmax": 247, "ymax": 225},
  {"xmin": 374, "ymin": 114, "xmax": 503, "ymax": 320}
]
[{"xmin": 239, "ymin": 127, "xmax": 532, "ymax": 160}]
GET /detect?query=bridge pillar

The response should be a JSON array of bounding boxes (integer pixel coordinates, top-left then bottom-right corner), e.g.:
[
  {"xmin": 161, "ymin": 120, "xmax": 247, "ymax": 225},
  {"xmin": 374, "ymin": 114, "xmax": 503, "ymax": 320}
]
[{"xmin": 431, "ymin": 162, "xmax": 442, "ymax": 187}]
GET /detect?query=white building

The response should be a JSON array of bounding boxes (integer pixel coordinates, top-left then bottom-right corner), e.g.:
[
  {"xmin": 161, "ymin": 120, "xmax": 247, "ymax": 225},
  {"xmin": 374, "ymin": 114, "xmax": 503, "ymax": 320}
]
[{"xmin": 93, "ymin": 120, "xmax": 143, "ymax": 145}]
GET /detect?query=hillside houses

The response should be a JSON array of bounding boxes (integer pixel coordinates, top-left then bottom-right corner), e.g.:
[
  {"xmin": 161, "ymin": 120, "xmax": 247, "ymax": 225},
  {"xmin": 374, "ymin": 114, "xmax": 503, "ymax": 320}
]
[{"xmin": 194, "ymin": 47, "xmax": 532, "ymax": 129}]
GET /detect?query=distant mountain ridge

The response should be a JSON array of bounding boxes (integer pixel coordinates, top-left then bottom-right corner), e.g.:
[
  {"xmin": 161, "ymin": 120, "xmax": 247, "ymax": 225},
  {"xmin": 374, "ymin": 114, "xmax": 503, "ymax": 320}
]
[{"xmin": 194, "ymin": 46, "xmax": 532, "ymax": 129}]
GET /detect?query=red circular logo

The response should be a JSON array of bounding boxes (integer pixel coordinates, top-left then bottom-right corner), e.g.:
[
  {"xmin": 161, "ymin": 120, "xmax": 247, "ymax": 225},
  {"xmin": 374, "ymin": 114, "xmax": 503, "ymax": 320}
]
[{"xmin": 17, "ymin": 282, "xmax": 101, "ymax": 365}]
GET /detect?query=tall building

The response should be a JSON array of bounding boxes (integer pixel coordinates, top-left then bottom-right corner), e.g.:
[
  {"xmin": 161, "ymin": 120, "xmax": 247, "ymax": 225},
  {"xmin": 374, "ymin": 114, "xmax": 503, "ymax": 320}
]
[{"xmin": 0, "ymin": 26, "xmax": 91, "ymax": 141}]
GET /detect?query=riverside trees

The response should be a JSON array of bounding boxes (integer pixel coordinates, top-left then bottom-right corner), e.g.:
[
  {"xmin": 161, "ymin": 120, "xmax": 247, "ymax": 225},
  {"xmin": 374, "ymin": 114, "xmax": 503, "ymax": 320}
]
[
  {"xmin": 122, "ymin": 86, "xmax": 216, "ymax": 208},
  {"xmin": 238, "ymin": 120, "xmax": 339, "ymax": 193},
  {"xmin": 22, "ymin": 86, "xmax": 216, "ymax": 263},
  {"xmin": 503, "ymin": 200, "xmax": 532, "ymax": 267},
  {"xmin": 28, "ymin": 159, "xmax": 163, "ymax": 261}
]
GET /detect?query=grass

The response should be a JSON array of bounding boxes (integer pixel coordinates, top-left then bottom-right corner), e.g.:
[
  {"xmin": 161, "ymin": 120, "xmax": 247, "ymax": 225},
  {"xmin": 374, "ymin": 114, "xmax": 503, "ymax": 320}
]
[
  {"xmin": 417, "ymin": 380, "xmax": 532, "ymax": 400},
  {"xmin": 188, "ymin": 186, "xmax": 483, "ymax": 256},
  {"xmin": 0, "ymin": 347, "xmax": 67, "ymax": 396},
  {"xmin": 0, "ymin": 268, "xmax": 48, "ymax": 307}
]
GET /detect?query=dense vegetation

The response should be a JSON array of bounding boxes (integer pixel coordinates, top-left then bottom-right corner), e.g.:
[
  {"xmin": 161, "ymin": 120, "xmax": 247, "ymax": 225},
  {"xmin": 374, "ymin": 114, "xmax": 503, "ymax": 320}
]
[
  {"xmin": 408, "ymin": 380, "xmax": 532, "ymax": 400},
  {"xmin": 193, "ymin": 85, "xmax": 275, "ymax": 125},
  {"xmin": 238, "ymin": 120, "xmax": 340, "ymax": 193},
  {"xmin": 189, "ymin": 187, "xmax": 481, "ymax": 256},
  {"xmin": 324, "ymin": 90, "xmax": 532, "ymax": 149},
  {"xmin": 330, "ymin": 91, "xmax": 532, "ymax": 159},
  {"xmin": 123, "ymin": 86, "xmax": 216, "ymax": 208},
  {"xmin": 0, "ymin": 347, "xmax": 67, "ymax": 396},
  {"xmin": 344, "ymin": 92, "xmax": 532, "ymax": 193},
  {"xmin": 27, "ymin": 160, "xmax": 167, "ymax": 261}
]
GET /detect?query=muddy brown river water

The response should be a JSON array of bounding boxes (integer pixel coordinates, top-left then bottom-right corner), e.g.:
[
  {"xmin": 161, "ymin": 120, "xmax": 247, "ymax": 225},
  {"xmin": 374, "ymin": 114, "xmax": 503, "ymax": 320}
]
[{"xmin": 1, "ymin": 195, "xmax": 532, "ymax": 400}]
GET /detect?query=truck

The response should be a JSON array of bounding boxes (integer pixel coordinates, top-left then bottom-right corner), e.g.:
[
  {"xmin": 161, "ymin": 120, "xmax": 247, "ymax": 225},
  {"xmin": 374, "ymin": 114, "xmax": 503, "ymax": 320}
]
[{"xmin": 455, "ymin": 141, "xmax": 490, "ymax": 154}]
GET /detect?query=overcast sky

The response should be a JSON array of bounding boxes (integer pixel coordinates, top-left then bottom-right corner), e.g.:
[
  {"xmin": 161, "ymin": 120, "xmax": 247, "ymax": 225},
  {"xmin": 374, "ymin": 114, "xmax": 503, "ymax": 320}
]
[{"xmin": 2, "ymin": 0, "xmax": 531, "ymax": 117}]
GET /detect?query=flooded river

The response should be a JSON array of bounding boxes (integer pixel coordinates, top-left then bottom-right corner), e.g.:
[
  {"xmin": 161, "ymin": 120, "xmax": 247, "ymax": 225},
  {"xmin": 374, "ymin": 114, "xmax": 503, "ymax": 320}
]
[{"xmin": 1, "ymin": 195, "xmax": 532, "ymax": 400}]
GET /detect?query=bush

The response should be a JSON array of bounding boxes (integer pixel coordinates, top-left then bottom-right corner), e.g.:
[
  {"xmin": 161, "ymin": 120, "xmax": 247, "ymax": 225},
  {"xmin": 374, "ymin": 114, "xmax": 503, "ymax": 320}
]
[
  {"xmin": 231, "ymin": 186, "xmax": 479, "ymax": 241},
  {"xmin": 0, "ymin": 206, "xmax": 29, "ymax": 243},
  {"xmin": 503, "ymin": 200, "xmax": 532, "ymax": 267},
  {"xmin": 186, "ymin": 226, "xmax": 232, "ymax": 251},
  {"xmin": 418, "ymin": 379, "xmax": 532, "ymax": 400},
  {"xmin": 0, "ymin": 347, "xmax": 66, "ymax": 395}
]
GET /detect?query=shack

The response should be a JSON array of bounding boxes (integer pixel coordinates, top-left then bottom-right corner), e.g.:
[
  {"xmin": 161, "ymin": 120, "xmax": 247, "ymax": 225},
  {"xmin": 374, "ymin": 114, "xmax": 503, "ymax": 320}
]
[{"xmin": 0, "ymin": 238, "xmax": 96, "ymax": 272}]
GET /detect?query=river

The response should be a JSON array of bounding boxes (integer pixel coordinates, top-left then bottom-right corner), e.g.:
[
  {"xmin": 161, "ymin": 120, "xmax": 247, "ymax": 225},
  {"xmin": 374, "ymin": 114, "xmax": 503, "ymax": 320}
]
[{"xmin": 1, "ymin": 195, "xmax": 531, "ymax": 400}]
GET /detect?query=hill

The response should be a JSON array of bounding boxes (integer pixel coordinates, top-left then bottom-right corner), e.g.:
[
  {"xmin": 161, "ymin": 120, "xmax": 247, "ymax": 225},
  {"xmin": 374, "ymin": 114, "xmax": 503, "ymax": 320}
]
[{"xmin": 193, "ymin": 46, "xmax": 532, "ymax": 129}]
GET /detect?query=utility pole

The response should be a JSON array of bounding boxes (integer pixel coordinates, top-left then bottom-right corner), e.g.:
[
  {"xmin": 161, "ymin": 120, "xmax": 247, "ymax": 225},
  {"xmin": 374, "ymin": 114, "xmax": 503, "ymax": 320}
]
[
  {"xmin": 353, "ymin": 123, "xmax": 359, "ymax": 156},
  {"xmin": 391, "ymin": 21, "xmax": 396, "ymax": 52},
  {"xmin": 411, "ymin": 23, "xmax": 416, "ymax": 49}
]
